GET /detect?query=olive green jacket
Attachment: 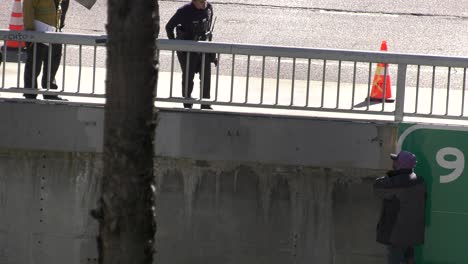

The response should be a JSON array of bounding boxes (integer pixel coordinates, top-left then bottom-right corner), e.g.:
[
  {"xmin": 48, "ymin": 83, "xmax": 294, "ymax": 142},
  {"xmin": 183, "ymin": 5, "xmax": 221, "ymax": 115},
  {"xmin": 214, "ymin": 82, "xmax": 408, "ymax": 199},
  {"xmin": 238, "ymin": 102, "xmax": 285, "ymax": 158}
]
[{"xmin": 23, "ymin": 0, "xmax": 69, "ymax": 31}]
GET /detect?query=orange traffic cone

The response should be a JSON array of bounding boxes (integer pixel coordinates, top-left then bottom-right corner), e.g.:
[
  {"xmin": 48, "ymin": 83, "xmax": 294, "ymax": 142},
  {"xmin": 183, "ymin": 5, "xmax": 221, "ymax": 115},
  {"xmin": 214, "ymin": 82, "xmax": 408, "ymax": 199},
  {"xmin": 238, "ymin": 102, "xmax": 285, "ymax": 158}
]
[
  {"xmin": 369, "ymin": 40, "xmax": 394, "ymax": 102},
  {"xmin": 6, "ymin": 0, "xmax": 25, "ymax": 49}
]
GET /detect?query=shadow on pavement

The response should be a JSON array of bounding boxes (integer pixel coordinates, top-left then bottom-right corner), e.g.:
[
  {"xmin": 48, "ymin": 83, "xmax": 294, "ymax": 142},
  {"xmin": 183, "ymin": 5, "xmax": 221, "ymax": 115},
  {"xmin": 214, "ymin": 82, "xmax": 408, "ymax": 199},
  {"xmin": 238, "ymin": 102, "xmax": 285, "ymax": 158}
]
[{"xmin": 354, "ymin": 98, "xmax": 395, "ymax": 108}]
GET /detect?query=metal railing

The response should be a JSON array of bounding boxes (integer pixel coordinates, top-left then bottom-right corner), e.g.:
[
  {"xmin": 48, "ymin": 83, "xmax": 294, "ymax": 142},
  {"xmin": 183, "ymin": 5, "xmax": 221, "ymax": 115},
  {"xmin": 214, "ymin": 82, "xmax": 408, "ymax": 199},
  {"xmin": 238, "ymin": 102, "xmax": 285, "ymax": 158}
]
[{"xmin": 1, "ymin": 29, "xmax": 468, "ymax": 122}]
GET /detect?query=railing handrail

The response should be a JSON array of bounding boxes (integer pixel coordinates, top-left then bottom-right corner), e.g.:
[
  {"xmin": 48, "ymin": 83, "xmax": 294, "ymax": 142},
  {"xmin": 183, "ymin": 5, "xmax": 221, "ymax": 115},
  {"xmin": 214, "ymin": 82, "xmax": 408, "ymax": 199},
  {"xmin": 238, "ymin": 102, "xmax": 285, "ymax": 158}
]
[
  {"xmin": 2, "ymin": 30, "xmax": 468, "ymax": 124},
  {"xmin": 157, "ymin": 39, "xmax": 468, "ymax": 68},
  {"xmin": 0, "ymin": 29, "xmax": 106, "ymax": 46},
  {"xmin": 2, "ymin": 30, "xmax": 467, "ymax": 67}
]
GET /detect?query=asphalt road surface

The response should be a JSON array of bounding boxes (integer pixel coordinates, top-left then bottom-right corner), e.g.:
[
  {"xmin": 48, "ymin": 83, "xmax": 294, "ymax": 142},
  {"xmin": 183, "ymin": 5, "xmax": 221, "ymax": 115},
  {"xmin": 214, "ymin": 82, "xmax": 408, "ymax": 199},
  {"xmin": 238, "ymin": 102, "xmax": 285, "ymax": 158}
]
[
  {"xmin": 1, "ymin": 0, "xmax": 467, "ymax": 55},
  {"xmin": 1, "ymin": 0, "xmax": 467, "ymax": 84}
]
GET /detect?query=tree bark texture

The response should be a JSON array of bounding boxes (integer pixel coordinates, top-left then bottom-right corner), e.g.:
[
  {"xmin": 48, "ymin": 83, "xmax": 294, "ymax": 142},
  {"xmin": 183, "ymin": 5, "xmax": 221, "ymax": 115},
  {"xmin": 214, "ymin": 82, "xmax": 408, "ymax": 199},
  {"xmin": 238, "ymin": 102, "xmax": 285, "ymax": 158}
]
[{"xmin": 99, "ymin": 0, "xmax": 159, "ymax": 263}]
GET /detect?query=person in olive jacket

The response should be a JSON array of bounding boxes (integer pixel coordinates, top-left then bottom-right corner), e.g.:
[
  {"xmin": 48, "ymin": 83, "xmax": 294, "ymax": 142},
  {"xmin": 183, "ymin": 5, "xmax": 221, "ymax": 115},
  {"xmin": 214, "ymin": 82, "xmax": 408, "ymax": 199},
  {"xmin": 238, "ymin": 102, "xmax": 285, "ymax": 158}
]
[
  {"xmin": 374, "ymin": 150, "xmax": 426, "ymax": 264},
  {"xmin": 23, "ymin": 0, "xmax": 69, "ymax": 100}
]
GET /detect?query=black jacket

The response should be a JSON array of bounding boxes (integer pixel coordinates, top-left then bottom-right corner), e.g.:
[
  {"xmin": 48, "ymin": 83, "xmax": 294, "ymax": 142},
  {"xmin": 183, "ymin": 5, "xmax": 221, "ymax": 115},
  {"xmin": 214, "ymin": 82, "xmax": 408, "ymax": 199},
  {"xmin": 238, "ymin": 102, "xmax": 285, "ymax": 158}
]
[
  {"xmin": 165, "ymin": 2, "xmax": 214, "ymax": 41},
  {"xmin": 374, "ymin": 169, "xmax": 426, "ymax": 247}
]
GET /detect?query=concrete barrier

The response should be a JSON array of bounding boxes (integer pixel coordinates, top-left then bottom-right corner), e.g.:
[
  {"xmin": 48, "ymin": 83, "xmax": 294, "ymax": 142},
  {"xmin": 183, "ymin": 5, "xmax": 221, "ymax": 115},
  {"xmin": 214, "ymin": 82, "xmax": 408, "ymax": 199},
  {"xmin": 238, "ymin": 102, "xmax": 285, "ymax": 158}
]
[{"xmin": 0, "ymin": 100, "xmax": 397, "ymax": 263}]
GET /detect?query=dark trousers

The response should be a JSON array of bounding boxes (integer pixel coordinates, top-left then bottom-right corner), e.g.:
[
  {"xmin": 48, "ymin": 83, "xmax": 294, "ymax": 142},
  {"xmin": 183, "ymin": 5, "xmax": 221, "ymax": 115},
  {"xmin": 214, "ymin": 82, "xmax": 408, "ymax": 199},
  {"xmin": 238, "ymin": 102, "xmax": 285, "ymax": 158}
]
[
  {"xmin": 177, "ymin": 51, "xmax": 211, "ymax": 99},
  {"xmin": 24, "ymin": 43, "xmax": 62, "ymax": 97}
]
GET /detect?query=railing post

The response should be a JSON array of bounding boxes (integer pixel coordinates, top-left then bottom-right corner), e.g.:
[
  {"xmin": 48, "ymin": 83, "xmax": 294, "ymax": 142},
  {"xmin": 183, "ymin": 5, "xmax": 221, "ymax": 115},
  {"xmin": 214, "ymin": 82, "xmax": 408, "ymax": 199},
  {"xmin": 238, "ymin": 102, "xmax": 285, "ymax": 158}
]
[{"xmin": 394, "ymin": 63, "xmax": 407, "ymax": 122}]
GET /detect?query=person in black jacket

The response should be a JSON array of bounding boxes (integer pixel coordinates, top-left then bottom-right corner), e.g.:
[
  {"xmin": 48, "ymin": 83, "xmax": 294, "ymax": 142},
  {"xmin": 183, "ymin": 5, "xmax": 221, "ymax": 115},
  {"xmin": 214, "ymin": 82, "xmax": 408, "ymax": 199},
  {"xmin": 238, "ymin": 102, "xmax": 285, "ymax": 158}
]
[
  {"xmin": 165, "ymin": 0, "xmax": 216, "ymax": 109},
  {"xmin": 374, "ymin": 150, "xmax": 426, "ymax": 264}
]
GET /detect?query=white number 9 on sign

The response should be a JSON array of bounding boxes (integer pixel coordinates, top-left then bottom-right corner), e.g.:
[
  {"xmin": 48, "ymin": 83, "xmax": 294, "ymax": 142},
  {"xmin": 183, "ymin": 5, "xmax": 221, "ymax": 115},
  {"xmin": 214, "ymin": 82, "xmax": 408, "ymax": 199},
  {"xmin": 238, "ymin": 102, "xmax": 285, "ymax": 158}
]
[{"xmin": 437, "ymin": 147, "xmax": 465, "ymax": 184}]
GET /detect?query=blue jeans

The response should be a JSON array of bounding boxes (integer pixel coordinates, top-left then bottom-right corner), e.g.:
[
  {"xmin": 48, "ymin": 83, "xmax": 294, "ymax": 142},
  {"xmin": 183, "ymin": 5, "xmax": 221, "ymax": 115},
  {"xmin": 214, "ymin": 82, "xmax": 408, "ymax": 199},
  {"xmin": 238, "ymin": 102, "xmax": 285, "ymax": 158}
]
[{"xmin": 387, "ymin": 246, "xmax": 414, "ymax": 264}]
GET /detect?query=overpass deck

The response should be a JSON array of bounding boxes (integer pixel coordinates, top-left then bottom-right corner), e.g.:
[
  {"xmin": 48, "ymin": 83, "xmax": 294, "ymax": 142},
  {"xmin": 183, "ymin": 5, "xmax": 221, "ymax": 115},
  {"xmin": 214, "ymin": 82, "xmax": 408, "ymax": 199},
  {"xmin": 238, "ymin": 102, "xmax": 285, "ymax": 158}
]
[
  {"xmin": 1, "ymin": 30, "xmax": 468, "ymax": 125},
  {"xmin": 1, "ymin": 30, "xmax": 468, "ymax": 264}
]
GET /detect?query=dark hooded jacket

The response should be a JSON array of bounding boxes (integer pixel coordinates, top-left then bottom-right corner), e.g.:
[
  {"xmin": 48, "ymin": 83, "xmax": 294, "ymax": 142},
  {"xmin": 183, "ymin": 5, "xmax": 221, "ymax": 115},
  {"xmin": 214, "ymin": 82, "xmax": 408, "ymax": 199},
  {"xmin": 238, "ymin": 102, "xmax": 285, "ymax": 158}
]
[
  {"xmin": 165, "ymin": 2, "xmax": 214, "ymax": 41},
  {"xmin": 374, "ymin": 169, "xmax": 426, "ymax": 247}
]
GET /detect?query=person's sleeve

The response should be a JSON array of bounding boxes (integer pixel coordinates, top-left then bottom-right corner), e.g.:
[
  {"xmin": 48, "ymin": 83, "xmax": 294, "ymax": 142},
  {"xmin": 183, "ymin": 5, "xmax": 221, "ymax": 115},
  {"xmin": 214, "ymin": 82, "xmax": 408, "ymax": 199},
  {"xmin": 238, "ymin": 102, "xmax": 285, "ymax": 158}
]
[
  {"xmin": 165, "ymin": 10, "xmax": 181, "ymax": 40},
  {"xmin": 373, "ymin": 176, "xmax": 399, "ymax": 199},
  {"xmin": 60, "ymin": 0, "xmax": 70, "ymax": 29},
  {"xmin": 23, "ymin": 0, "xmax": 35, "ymax": 30}
]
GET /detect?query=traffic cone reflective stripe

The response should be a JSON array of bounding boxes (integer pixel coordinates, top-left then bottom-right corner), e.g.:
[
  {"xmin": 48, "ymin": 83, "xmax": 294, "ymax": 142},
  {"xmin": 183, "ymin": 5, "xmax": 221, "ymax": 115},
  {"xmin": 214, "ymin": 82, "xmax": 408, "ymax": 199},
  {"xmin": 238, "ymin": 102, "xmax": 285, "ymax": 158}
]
[
  {"xmin": 369, "ymin": 40, "xmax": 394, "ymax": 102},
  {"xmin": 10, "ymin": 5, "xmax": 23, "ymax": 30},
  {"xmin": 7, "ymin": 0, "xmax": 25, "ymax": 48}
]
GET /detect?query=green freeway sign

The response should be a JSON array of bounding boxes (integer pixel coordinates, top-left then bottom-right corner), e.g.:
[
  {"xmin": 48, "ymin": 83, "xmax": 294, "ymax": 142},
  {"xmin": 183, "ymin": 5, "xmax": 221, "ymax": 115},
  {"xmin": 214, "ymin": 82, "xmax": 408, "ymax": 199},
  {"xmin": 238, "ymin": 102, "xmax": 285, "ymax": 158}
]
[{"xmin": 398, "ymin": 123, "xmax": 468, "ymax": 264}]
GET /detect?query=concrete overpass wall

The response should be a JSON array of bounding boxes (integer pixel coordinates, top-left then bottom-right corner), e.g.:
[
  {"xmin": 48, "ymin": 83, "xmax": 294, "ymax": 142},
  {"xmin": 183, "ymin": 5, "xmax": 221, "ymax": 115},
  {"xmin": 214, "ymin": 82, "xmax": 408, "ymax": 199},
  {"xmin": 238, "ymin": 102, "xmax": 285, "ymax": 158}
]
[{"xmin": 0, "ymin": 101, "xmax": 398, "ymax": 264}]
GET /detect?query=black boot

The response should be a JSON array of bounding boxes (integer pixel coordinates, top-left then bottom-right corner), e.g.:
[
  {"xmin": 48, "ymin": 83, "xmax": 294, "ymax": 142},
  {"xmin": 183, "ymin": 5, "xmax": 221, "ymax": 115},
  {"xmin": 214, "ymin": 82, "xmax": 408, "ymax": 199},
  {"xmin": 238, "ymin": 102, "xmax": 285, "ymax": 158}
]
[
  {"xmin": 44, "ymin": 95, "xmax": 67, "ymax": 101},
  {"xmin": 201, "ymin": 104, "xmax": 213, "ymax": 110}
]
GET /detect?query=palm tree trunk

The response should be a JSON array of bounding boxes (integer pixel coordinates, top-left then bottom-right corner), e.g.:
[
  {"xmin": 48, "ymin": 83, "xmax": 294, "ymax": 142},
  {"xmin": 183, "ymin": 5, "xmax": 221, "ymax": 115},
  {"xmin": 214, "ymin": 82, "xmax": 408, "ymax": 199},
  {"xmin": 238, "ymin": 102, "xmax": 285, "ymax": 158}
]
[{"xmin": 97, "ymin": 0, "xmax": 159, "ymax": 263}]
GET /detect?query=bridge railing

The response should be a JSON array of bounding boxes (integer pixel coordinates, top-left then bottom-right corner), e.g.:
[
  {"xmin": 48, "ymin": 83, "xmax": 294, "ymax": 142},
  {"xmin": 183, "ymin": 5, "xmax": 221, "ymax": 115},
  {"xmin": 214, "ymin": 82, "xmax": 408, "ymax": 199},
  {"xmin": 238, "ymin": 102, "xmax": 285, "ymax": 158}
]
[{"xmin": 1, "ymin": 30, "xmax": 468, "ymax": 122}]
